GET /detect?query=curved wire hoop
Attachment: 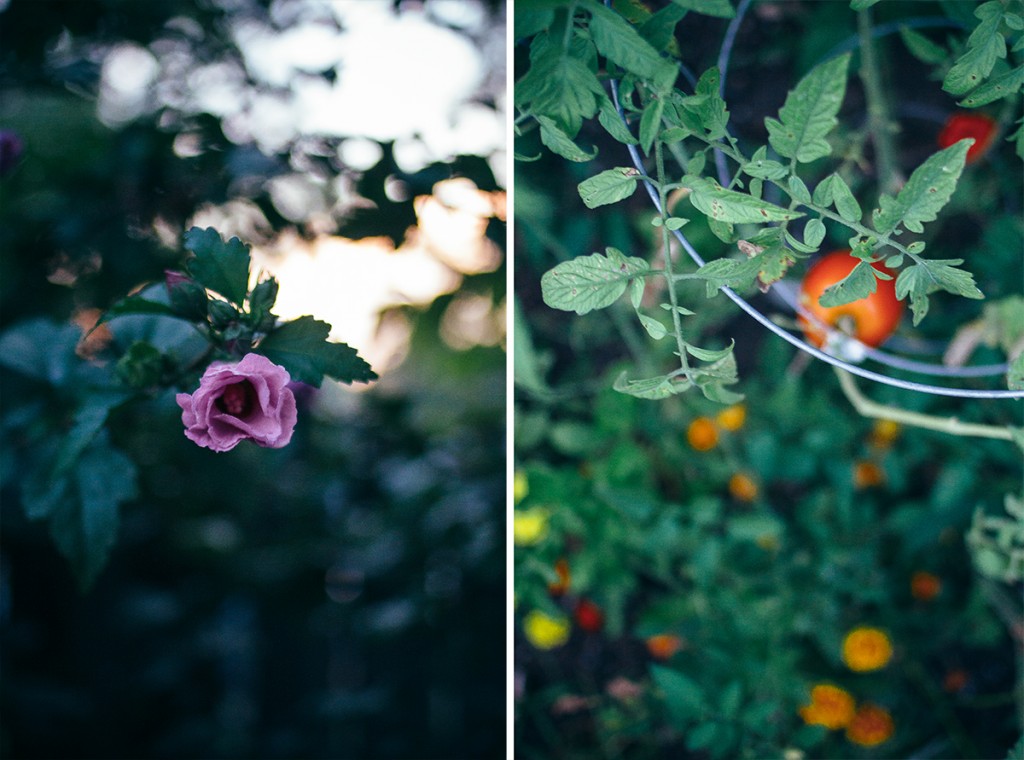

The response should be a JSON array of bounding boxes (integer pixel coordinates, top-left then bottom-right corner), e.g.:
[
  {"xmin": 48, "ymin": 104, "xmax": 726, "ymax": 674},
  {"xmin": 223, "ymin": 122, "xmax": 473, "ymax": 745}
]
[{"xmin": 604, "ymin": 3, "xmax": 1023, "ymax": 400}]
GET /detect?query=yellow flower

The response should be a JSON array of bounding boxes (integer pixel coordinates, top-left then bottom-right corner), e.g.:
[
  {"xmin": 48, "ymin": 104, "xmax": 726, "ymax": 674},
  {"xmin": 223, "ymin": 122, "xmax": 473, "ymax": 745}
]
[
  {"xmin": 728, "ymin": 472, "xmax": 759, "ymax": 502},
  {"xmin": 868, "ymin": 419, "xmax": 900, "ymax": 449},
  {"xmin": 513, "ymin": 507, "xmax": 549, "ymax": 546},
  {"xmin": 716, "ymin": 404, "xmax": 747, "ymax": 431},
  {"xmin": 845, "ymin": 704, "xmax": 894, "ymax": 747},
  {"xmin": 523, "ymin": 609, "xmax": 570, "ymax": 650},
  {"xmin": 687, "ymin": 417, "xmax": 719, "ymax": 451},
  {"xmin": 842, "ymin": 627, "xmax": 893, "ymax": 672},
  {"xmin": 798, "ymin": 684, "xmax": 856, "ymax": 730},
  {"xmin": 513, "ymin": 470, "xmax": 529, "ymax": 504}
]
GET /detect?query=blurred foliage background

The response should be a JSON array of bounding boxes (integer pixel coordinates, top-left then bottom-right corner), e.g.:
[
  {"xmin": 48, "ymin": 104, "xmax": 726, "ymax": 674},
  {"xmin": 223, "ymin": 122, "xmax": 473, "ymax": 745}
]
[
  {"xmin": 513, "ymin": 1, "xmax": 1023, "ymax": 758},
  {"xmin": 0, "ymin": 0, "xmax": 506, "ymax": 757}
]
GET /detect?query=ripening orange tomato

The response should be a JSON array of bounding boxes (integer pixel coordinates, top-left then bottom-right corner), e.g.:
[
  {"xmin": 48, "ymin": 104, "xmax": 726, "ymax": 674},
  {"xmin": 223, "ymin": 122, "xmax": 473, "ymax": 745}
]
[
  {"xmin": 798, "ymin": 250, "xmax": 903, "ymax": 348},
  {"xmin": 938, "ymin": 112, "xmax": 998, "ymax": 164}
]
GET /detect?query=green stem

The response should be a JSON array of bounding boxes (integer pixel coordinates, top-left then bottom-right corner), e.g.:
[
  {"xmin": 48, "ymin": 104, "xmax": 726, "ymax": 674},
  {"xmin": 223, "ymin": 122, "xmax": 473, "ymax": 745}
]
[
  {"xmin": 655, "ymin": 139, "xmax": 692, "ymax": 376},
  {"xmin": 858, "ymin": 7, "xmax": 901, "ymax": 197},
  {"xmin": 835, "ymin": 366, "xmax": 1014, "ymax": 441}
]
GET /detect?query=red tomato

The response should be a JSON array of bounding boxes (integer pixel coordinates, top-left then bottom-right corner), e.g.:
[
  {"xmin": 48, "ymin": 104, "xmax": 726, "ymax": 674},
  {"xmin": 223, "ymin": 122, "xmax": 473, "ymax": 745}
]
[
  {"xmin": 573, "ymin": 598, "xmax": 604, "ymax": 633},
  {"xmin": 798, "ymin": 250, "xmax": 903, "ymax": 348},
  {"xmin": 937, "ymin": 112, "xmax": 998, "ymax": 164}
]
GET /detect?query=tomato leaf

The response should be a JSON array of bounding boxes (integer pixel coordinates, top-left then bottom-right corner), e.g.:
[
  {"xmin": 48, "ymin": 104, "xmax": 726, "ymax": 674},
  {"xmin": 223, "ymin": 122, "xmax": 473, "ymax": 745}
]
[
  {"xmin": 872, "ymin": 141, "xmax": 970, "ymax": 235},
  {"xmin": 942, "ymin": 1, "xmax": 1007, "ymax": 97},
  {"xmin": 765, "ymin": 53, "xmax": 851, "ymax": 163},
  {"xmin": 895, "ymin": 259, "xmax": 984, "ymax": 325},
  {"xmin": 538, "ymin": 116, "xmax": 598, "ymax": 161},
  {"xmin": 958, "ymin": 63, "xmax": 1024, "ymax": 107},
  {"xmin": 541, "ymin": 248, "xmax": 651, "ymax": 314},
  {"xmin": 687, "ymin": 180, "xmax": 805, "ymax": 224},
  {"xmin": 585, "ymin": 0, "xmax": 678, "ymax": 93},
  {"xmin": 613, "ymin": 372, "xmax": 693, "ymax": 399},
  {"xmin": 818, "ymin": 261, "xmax": 878, "ymax": 308},
  {"xmin": 578, "ymin": 167, "xmax": 640, "ymax": 209},
  {"xmin": 899, "ymin": 25, "xmax": 947, "ymax": 65}
]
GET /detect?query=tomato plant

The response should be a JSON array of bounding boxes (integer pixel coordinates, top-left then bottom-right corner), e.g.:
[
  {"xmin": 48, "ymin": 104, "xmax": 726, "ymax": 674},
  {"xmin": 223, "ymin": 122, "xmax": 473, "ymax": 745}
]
[{"xmin": 798, "ymin": 251, "xmax": 903, "ymax": 349}]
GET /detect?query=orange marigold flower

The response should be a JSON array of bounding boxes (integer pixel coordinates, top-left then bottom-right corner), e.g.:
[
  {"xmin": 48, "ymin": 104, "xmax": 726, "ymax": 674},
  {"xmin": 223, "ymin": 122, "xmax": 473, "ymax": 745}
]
[
  {"xmin": 646, "ymin": 634, "xmax": 684, "ymax": 661},
  {"xmin": 868, "ymin": 418, "xmax": 900, "ymax": 448},
  {"xmin": 798, "ymin": 684, "xmax": 856, "ymax": 730},
  {"xmin": 853, "ymin": 461, "xmax": 885, "ymax": 489},
  {"xmin": 728, "ymin": 472, "xmax": 759, "ymax": 502},
  {"xmin": 842, "ymin": 627, "xmax": 893, "ymax": 672},
  {"xmin": 910, "ymin": 571, "xmax": 941, "ymax": 601},
  {"xmin": 548, "ymin": 558, "xmax": 571, "ymax": 596},
  {"xmin": 845, "ymin": 703, "xmax": 894, "ymax": 747},
  {"xmin": 687, "ymin": 417, "xmax": 718, "ymax": 451},
  {"xmin": 716, "ymin": 404, "xmax": 747, "ymax": 431}
]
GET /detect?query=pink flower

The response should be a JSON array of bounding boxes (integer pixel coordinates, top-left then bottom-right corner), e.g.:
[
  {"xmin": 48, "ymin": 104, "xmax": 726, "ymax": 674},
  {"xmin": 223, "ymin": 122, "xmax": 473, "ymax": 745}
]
[{"xmin": 176, "ymin": 353, "xmax": 297, "ymax": 452}]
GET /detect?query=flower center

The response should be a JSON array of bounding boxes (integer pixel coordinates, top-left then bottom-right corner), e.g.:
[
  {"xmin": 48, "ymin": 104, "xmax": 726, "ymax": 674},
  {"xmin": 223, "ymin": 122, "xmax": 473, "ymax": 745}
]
[{"xmin": 216, "ymin": 381, "xmax": 255, "ymax": 418}]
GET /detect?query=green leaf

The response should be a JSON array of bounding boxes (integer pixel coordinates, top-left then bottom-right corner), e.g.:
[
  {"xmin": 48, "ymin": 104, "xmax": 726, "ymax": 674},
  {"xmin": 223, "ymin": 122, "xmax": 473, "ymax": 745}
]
[
  {"xmin": 637, "ymin": 312, "xmax": 668, "ymax": 339},
  {"xmin": 665, "ymin": 217, "xmax": 688, "ymax": 230},
  {"xmin": 688, "ymin": 181, "xmax": 805, "ymax": 224},
  {"xmin": 693, "ymin": 257, "xmax": 760, "ymax": 296},
  {"xmin": 97, "ymin": 295, "xmax": 182, "ymax": 326},
  {"xmin": 742, "ymin": 147, "xmax": 787, "ymax": 180},
  {"xmin": 49, "ymin": 433, "xmax": 137, "ymax": 589},
  {"xmin": 183, "ymin": 226, "xmax": 251, "ymax": 307},
  {"xmin": 830, "ymin": 174, "xmax": 862, "ymax": 222},
  {"xmin": 1008, "ymin": 352, "xmax": 1024, "ymax": 391},
  {"xmin": 942, "ymin": 1, "xmax": 1006, "ymax": 96},
  {"xmin": 652, "ymin": 665, "xmax": 705, "ymax": 726},
  {"xmin": 585, "ymin": 0, "xmax": 677, "ymax": 92},
  {"xmin": 850, "ymin": 0, "xmax": 881, "ymax": 8},
  {"xmin": 899, "ymin": 25, "xmax": 947, "ymax": 65},
  {"xmin": 639, "ymin": 98, "xmax": 666, "ymax": 154},
  {"xmin": 613, "ymin": 372, "xmax": 692, "ymax": 399},
  {"xmin": 895, "ymin": 259, "xmax": 984, "ymax": 326},
  {"xmin": 872, "ymin": 141, "xmax": 970, "ymax": 235},
  {"xmin": 0, "ymin": 318, "xmax": 82, "ymax": 385},
  {"xmin": 542, "ymin": 248, "xmax": 650, "ymax": 314},
  {"xmin": 958, "ymin": 64, "xmax": 1024, "ymax": 107},
  {"xmin": 258, "ymin": 316, "xmax": 377, "ymax": 387},
  {"xmin": 804, "ymin": 218, "xmax": 826, "ymax": 248},
  {"xmin": 818, "ymin": 261, "xmax": 879, "ymax": 308},
  {"xmin": 516, "ymin": 31, "xmax": 604, "ymax": 135},
  {"xmin": 765, "ymin": 53, "xmax": 851, "ymax": 163},
  {"xmin": 115, "ymin": 341, "xmax": 165, "ymax": 389},
  {"xmin": 638, "ymin": 3, "xmax": 688, "ymax": 52},
  {"xmin": 579, "ymin": 167, "xmax": 641, "ymax": 209},
  {"xmin": 598, "ymin": 100, "xmax": 639, "ymax": 144},
  {"xmin": 787, "ymin": 175, "xmax": 811, "ymax": 204},
  {"xmin": 669, "ymin": 0, "xmax": 734, "ymax": 19},
  {"xmin": 686, "ymin": 341, "xmax": 733, "ymax": 362},
  {"xmin": 538, "ymin": 116, "xmax": 598, "ymax": 161},
  {"xmin": 689, "ymin": 67, "xmax": 730, "ymax": 139}
]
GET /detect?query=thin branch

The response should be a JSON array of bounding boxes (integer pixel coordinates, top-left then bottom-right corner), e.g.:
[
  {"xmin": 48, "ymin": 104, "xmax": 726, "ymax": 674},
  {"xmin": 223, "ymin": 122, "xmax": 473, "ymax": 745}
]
[{"xmin": 834, "ymin": 366, "xmax": 1015, "ymax": 440}]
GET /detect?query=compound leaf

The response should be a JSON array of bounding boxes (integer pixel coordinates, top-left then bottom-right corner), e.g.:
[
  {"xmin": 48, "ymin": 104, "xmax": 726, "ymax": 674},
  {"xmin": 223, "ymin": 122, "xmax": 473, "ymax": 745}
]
[
  {"xmin": 872, "ymin": 141, "xmax": 969, "ymax": 235},
  {"xmin": 765, "ymin": 53, "xmax": 850, "ymax": 163},
  {"xmin": 541, "ymin": 248, "xmax": 651, "ymax": 314}
]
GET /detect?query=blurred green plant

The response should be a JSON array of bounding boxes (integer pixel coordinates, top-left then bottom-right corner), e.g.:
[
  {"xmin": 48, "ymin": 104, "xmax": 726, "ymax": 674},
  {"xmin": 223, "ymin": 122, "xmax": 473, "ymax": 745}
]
[{"xmin": 514, "ymin": 0, "xmax": 1023, "ymax": 758}]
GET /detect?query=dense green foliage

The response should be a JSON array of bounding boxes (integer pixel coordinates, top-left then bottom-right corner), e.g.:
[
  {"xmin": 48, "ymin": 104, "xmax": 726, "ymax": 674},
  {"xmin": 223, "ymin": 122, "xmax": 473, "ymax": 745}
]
[{"xmin": 514, "ymin": 0, "xmax": 1023, "ymax": 757}]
